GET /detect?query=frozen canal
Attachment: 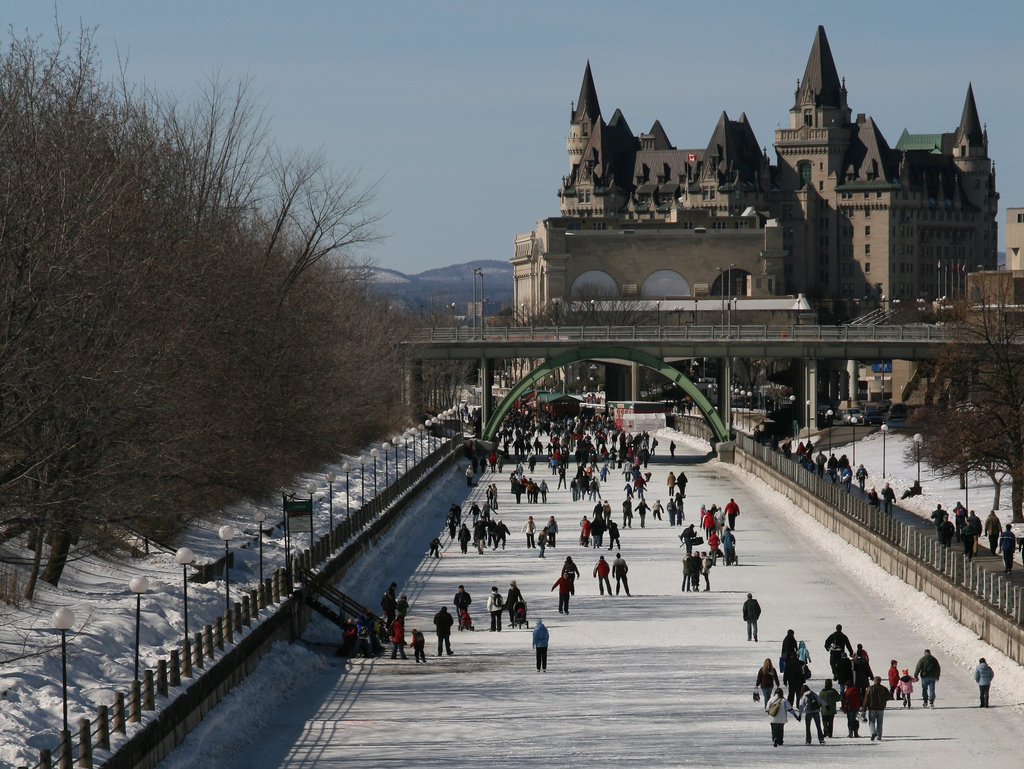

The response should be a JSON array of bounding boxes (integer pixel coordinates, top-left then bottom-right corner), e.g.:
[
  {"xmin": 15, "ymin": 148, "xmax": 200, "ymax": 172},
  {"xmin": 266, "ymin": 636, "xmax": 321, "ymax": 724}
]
[{"xmin": 162, "ymin": 435, "xmax": 1024, "ymax": 768}]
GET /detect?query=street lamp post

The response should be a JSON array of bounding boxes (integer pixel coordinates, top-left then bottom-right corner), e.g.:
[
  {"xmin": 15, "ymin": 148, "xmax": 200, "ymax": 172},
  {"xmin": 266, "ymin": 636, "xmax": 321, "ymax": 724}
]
[
  {"xmin": 370, "ymin": 448, "xmax": 380, "ymax": 495},
  {"xmin": 218, "ymin": 525, "xmax": 235, "ymax": 614},
  {"xmin": 52, "ymin": 608, "xmax": 75, "ymax": 733},
  {"xmin": 253, "ymin": 511, "xmax": 267, "ymax": 583},
  {"xmin": 325, "ymin": 472, "xmax": 336, "ymax": 530},
  {"xmin": 175, "ymin": 548, "xmax": 194, "ymax": 647},
  {"xmin": 914, "ymin": 433, "xmax": 923, "ymax": 485},
  {"xmin": 789, "ymin": 394, "xmax": 797, "ymax": 436},
  {"xmin": 852, "ymin": 420, "xmax": 856, "ymax": 466},
  {"xmin": 359, "ymin": 457, "xmax": 367, "ymax": 510},
  {"xmin": 805, "ymin": 400, "xmax": 811, "ymax": 440},
  {"xmin": 129, "ymin": 576, "xmax": 150, "ymax": 681},
  {"xmin": 880, "ymin": 422, "xmax": 889, "ymax": 478},
  {"xmin": 826, "ymin": 410, "xmax": 834, "ymax": 455}
]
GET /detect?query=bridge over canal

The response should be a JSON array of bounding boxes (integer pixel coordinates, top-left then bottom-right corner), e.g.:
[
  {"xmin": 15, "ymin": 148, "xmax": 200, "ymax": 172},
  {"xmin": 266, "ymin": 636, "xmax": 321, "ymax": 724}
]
[{"xmin": 404, "ymin": 324, "xmax": 948, "ymax": 444}]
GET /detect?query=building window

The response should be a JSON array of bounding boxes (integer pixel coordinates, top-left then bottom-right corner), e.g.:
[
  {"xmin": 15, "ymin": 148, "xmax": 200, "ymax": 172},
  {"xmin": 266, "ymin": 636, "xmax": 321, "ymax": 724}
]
[
  {"xmin": 799, "ymin": 163, "xmax": 812, "ymax": 190},
  {"xmin": 865, "ymin": 262, "xmax": 871, "ymax": 273},
  {"xmin": 865, "ymin": 244, "xmax": 871, "ymax": 255},
  {"xmin": 865, "ymin": 226, "xmax": 870, "ymax": 236}
]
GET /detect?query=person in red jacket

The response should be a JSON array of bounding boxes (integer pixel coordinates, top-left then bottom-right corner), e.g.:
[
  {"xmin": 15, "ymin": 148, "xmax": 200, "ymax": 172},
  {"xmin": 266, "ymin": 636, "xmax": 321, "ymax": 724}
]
[
  {"xmin": 551, "ymin": 574, "xmax": 575, "ymax": 614},
  {"xmin": 701, "ymin": 508, "xmax": 716, "ymax": 540},
  {"xmin": 841, "ymin": 684, "xmax": 861, "ymax": 737},
  {"xmin": 725, "ymin": 498, "xmax": 740, "ymax": 529},
  {"xmin": 593, "ymin": 555, "xmax": 612, "ymax": 595},
  {"xmin": 707, "ymin": 530, "xmax": 722, "ymax": 564},
  {"xmin": 887, "ymin": 660, "xmax": 900, "ymax": 699},
  {"xmin": 390, "ymin": 616, "xmax": 408, "ymax": 660}
]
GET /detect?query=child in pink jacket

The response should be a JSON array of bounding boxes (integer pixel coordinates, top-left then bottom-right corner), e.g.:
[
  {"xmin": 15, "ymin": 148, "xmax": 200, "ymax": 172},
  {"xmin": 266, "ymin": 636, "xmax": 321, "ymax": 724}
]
[{"xmin": 897, "ymin": 668, "xmax": 918, "ymax": 708}]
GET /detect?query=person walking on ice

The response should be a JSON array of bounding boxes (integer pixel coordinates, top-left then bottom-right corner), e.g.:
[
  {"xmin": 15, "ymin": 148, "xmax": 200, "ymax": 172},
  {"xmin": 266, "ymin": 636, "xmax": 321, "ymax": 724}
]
[
  {"xmin": 593, "ymin": 555, "xmax": 612, "ymax": 596},
  {"xmin": 532, "ymin": 619, "xmax": 549, "ymax": 671},
  {"xmin": 612, "ymin": 552, "xmax": 631, "ymax": 596},
  {"xmin": 742, "ymin": 593, "xmax": 761, "ymax": 642},
  {"xmin": 913, "ymin": 648, "xmax": 941, "ymax": 707},
  {"xmin": 766, "ymin": 687, "xmax": 800, "ymax": 747}
]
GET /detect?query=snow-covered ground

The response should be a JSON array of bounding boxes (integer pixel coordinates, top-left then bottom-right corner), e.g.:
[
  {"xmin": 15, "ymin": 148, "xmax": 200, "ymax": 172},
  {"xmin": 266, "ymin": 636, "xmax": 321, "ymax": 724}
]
[
  {"xmin": 813, "ymin": 428, "xmax": 1024, "ymax": 542},
  {"xmin": 0, "ymin": 431, "xmax": 442, "ymax": 768},
  {"xmin": 155, "ymin": 431, "xmax": 1024, "ymax": 769}
]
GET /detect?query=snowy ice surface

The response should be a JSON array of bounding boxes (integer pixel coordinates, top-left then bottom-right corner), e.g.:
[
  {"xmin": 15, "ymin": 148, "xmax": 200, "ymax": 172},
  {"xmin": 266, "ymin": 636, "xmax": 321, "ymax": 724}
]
[{"xmin": 151, "ymin": 430, "xmax": 1024, "ymax": 769}]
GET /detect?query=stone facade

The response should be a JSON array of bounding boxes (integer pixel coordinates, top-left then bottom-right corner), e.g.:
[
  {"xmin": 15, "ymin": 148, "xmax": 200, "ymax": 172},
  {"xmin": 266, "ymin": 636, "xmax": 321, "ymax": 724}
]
[{"xmin": 515, "ymin": 26, "xmax": 999, "ymax": 313}]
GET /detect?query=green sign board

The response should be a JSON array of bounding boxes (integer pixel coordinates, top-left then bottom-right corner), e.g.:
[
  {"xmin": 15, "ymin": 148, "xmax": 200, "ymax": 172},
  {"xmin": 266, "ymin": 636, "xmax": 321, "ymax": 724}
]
[{"xmin": 284, "ymin": 499, "xmax": 313, "ymax": 513}]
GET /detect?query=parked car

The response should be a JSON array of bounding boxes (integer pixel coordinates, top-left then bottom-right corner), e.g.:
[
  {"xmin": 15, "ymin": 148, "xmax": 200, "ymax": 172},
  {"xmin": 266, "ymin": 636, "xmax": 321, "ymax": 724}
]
[
  {"xmin": 842, "ymin": 407, "xmax": 864, "ymax": 425},
  {"xmin": 864, "ymin": 408, "xmax": 885, "ymax": 426}
]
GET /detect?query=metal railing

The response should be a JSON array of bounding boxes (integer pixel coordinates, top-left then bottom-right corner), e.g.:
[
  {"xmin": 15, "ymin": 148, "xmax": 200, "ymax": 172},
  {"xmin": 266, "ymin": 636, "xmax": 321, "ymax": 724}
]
[
  {"xmin": 736, "ymin": 434, "xmax": 1023, "ymax": 624},
  {"xmin": 411, "ymin": 324, "xmax": 948, "ymax": 344}
]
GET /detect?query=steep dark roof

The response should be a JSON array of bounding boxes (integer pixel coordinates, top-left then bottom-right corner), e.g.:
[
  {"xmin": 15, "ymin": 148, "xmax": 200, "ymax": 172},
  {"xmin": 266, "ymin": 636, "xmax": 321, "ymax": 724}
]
[
  {"xmin": 578, "ymin": 117, "xmax": 615, "ymax": 181},
  {"xmin": 702, "ymin": 111, "xmax": 765, "ymax": 187},
  {"xmin": 840, "ymin": 116, "xmax": 898, "ymax": 186},
  {"xmin": 572, "ymin": 61, "xmax": 602, "ymax": 124},
  {"xmin": 643, "ymin": 120, "xmax": 674, "ymax": 150},
  {"xmin": 955, "ymin": 83, "xmax": 984, "ymax": 146},
  {"xmin": 795, "ymin": 26, "xmax": 843, "ymax": 110}
]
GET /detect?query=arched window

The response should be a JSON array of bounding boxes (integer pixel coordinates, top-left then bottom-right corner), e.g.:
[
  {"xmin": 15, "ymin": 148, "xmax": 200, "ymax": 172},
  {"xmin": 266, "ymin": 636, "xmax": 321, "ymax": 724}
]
[
  {"xmin": 570, "ymin": 270, "xmax": 619, "ymax": 297},
  {"xmin": 798, "ymin": 162, "xmax": 812, "ymax": 190},
  {"xmin": 640, "ymin": 270, "xmax": 691, "ymax": 297}
]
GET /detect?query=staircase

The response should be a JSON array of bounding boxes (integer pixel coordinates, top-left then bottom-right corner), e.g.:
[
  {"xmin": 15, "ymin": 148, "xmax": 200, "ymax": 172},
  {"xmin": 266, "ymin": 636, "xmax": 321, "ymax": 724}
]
[
  {"xmin": 845, "ymin": 308, "xmax": 892, "ymax": 326},
  {"xmin": 299, "ymin": 567, "xmax": 386, "ymax": 640}
]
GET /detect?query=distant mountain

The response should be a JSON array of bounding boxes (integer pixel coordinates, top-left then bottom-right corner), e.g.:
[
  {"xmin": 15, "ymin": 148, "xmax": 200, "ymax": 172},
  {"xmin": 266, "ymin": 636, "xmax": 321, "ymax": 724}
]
[{"xmin": 369, "ymin": 259, "xmax": 514, "ymax": 317}]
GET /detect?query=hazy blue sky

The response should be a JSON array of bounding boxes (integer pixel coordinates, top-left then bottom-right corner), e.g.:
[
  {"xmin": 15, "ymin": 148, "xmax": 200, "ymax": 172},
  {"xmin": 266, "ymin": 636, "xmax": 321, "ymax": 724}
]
[{"xmin": 6, "ymin": 2, "xmax": 1023, "ymax": 274}]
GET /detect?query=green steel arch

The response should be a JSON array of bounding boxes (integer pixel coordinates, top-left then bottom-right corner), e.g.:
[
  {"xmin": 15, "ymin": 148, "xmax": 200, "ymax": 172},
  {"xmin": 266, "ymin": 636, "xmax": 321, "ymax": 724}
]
[{"xmin": 482, "ymin": 347, "xmax": 729, "ymax": 443}]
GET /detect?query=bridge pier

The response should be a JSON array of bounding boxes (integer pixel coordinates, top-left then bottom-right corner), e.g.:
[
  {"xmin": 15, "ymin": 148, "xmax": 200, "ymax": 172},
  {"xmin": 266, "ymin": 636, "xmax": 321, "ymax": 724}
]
[
  {"xmin": 795, "ymin": 358, "xmax": 819, "ymax": 437},
  {"xmin": 480, "ymin": 358, "xmax": 492, "ymax": 427},
  {"xmin": 717, "ymin": 357, "xmax": 733, "ymax": 435},
  {"xmin": 847, "ymin": 359, "xmax": 858, "ymax": 406}
]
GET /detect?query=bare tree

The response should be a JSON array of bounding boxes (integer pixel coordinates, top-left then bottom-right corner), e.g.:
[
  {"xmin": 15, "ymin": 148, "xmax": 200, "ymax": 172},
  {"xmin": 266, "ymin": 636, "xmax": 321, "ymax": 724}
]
[{"xmin": 913, "ymin": 286, "xmax": 1024, "ymax": 522}]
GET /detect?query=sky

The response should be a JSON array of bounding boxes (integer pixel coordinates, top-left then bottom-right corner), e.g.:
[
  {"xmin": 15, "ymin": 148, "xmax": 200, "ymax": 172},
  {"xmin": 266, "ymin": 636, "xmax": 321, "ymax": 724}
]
[{"xmin": 5, "ymin": 1, "xmax": 1024, "ymax": 275}]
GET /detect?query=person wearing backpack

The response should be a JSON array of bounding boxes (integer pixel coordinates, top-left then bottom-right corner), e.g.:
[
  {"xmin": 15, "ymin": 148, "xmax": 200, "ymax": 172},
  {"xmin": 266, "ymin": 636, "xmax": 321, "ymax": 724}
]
[
  {"xmin": 913, "ymin": 648, "xmax": 941, "ymax": 707},
  {"xmin": 487, "ymin": 586, "xmax": 504, "ymax": 632},
  {"xmin": 797, "ymin": 684, "xmax": 825, "ymax": 745}
]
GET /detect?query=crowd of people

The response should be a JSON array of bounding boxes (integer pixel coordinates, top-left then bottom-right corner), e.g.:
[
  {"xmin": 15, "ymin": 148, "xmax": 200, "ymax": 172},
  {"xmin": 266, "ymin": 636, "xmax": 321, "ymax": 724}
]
[{"xmin": 338, "ymin": 405, "xmax": 1003, "ymax": 751}]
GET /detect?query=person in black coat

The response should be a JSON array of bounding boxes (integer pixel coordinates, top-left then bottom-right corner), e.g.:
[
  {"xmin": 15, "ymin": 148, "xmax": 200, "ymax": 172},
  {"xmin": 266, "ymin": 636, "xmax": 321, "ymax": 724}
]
[
  {"xmin": 835, "ymin": 653, "xmax": 854, "ymax": 695},
  {"xmin": 824, "ymin": 624, "xmax": 854, "ymax": 677},
  {"xmin": 783, "ymin": 654, "xmax": 807, "ymax": 705},
  {"xmin": 433, "ymin": 607, "xmax": 454, "ymax": 656},
  {"xmin": 506, "ymin": 580, "xmax": 524, "ymax": 627},
  {"xmin": 782, "ymin": 629, "xmax": 799, "ymax": 665},
  {"xmin": 453, "ymin": 585, "xmax": 472, "ymax": 625},
  {"xmin": 742, "ymin": 593, "xmax": 761, "ymax": 642}
]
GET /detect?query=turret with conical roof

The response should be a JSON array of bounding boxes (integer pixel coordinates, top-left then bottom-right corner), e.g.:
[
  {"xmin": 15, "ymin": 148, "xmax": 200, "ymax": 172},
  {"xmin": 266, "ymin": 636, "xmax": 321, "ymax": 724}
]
[
  {"xmin": 568, "ymin": 62, "xmax": 602, "ymax": 164},
  {"xmin": 952, "ymin": 83, "xmax": 993, "ymax": 211},
  {"xmin": 789, "ymin": 26, "xmax": 850, "ymax": 129}
]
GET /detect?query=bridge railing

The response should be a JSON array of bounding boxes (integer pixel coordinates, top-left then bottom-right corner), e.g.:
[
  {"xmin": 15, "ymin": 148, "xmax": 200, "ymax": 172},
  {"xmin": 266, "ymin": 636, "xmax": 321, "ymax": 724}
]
[{"xmin": 410, "ymin": 324, "xmax": 947, "ymax": 343}]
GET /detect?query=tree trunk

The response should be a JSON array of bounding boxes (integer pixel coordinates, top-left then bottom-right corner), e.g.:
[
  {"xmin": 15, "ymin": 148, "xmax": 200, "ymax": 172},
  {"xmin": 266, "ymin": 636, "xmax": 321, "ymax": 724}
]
[
  {"xmin": 992, "ymin": 478, "xmax": 1002, "ymax": 510},
  {"xmin": 40, "ymin": 530, "xmax": 72, "ymax": 587},
  {"xmin": 1012, "ymin": 471, "xmax": 1024, "ymax": 524},
  {"xmin": 23, "ymin": 527, "xmax": 43, "ymax": 600}
]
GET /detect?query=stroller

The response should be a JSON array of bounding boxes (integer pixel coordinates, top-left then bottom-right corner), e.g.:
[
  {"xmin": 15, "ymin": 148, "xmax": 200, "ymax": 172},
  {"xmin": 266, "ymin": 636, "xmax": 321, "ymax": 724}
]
[
  {"xmin": 513, "ymin": 599, "xmax": 529, "ymax": 629},
  {"xmin": 458, "ymin": 607, "xmax": 475, "ymax": 631}
]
